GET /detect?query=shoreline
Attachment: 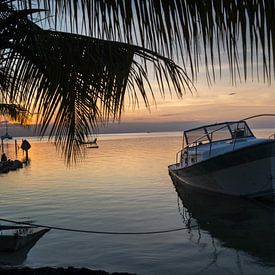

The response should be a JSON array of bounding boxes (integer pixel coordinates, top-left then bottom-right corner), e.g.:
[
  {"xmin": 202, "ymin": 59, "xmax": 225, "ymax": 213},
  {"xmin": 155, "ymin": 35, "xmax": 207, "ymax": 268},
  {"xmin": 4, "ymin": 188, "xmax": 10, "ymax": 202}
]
[{"xmin": 0, "ymin": 267, "xmax": 134, "ymax": 274}]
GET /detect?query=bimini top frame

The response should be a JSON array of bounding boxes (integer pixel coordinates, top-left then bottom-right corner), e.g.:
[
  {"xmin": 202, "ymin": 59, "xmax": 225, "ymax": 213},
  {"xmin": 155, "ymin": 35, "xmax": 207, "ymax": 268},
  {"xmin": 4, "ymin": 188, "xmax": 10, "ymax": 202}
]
[
  {"xmin": 183, "ymin": 121, "xmax": 253, "ymax": 147},
  {"xmin": 183, "ymin": 114, "xmax": 275, "ymax": 148}
]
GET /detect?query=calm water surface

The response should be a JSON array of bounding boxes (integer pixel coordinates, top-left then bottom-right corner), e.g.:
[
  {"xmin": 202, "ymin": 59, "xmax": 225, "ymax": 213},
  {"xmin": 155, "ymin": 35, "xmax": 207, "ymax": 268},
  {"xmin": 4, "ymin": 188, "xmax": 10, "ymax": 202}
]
[{"xmin": 1, "ymin": 130, "xmax": 275, "ymax": 274}]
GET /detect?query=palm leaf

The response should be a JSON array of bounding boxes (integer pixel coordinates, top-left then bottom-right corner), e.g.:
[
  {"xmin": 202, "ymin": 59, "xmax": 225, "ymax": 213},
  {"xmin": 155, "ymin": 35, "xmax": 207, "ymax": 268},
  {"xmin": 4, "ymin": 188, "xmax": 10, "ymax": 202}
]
[
  {"xmin": 2, "ymin": 12, "xmax": 192, "ymax": 163},
  {"xmin": 6, "ymin": 1, "xmax": 275, "ymax": 162},
  {"xmin": 0, "ymin": 103, "xmax": 29, "ymax": 124},
  {"xmin": 12, "ymin": 0, "xmax": 275, "ymax": 83}
]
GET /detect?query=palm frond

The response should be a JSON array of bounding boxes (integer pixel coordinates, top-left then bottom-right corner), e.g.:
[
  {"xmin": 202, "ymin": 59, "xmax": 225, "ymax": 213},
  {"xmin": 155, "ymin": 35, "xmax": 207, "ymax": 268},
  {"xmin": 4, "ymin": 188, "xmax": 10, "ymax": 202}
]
[
  {"xmin": 0, "ymin": 103, "xmax": 29, "ymax": 124},
  {"xmin": 2, "ymin": 14, "xmax": 192, "ymax": 163},
  {"xmin": 12, "ymin": 0, "xmax": 275, "ymax": 83},
  {"xmin": 6, "ymin": 1, "xmax": 275, "ymax": 163}
]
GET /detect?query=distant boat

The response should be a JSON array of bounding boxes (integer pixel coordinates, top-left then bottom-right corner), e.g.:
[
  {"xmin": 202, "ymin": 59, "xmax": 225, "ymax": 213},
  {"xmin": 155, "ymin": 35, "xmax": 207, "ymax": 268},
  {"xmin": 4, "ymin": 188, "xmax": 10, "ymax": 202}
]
[
  {"xmin": 1, "ymin": 132, "xmax": 12, "ymax": 140},
  {"xmin": 87, "ymin": 144, "xmax": 99, "ymax": 149},
  {"xmin": 0, "ymin": 225, "xmax": 50, "ymax": 252},
  {"xmin": 79, "ymin": 138, "xmax": 99, "ymax": 148},
  {"xmin": 169, "ymin": 114, "xmax": 275, "ymax": 202},
  {"xmin": 79, "ymin": 138, "xmax": 97, "ymax": 145},
  {"xmin": 0, "ymin": 121, "xmax": 13, "ymax": 140}
]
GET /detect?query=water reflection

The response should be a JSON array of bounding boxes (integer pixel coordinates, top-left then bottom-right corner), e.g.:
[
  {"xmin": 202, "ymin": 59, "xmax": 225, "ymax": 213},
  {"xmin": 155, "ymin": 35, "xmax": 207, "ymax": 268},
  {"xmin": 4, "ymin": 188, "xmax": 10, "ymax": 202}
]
[
  {"xmin": 2, "ymin": 132, "xmax": 275, "ymax": 274},
  {"xmin": 173, "ymin": 178, "xmax": 275, "ymax": 266}
]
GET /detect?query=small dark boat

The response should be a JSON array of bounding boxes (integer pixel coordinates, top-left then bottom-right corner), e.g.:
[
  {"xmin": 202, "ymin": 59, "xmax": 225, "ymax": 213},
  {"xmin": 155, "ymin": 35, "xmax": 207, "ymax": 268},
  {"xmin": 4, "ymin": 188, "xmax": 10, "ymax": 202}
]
[
  {"xmin": 0, "ymin": 225, "xmax": 50, "ymax": 252},
  {"xmin": 0, "ymin": 121, "xmax": 13, "ymax": 140},
  {"xmin": 87, "ymin": 144, "xmax": 99, "ymax": 149},
  {"xmin": 0, "ymin": 132, "xmax": 12, "ymax": 140}
]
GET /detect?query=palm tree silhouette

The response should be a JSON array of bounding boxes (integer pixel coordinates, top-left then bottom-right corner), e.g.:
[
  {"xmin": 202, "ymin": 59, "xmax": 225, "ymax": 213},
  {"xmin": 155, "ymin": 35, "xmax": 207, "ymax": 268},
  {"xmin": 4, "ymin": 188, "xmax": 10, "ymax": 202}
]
[{"xmin": 1, "ymin": 0, "xmax": 274, "ymax": 163}]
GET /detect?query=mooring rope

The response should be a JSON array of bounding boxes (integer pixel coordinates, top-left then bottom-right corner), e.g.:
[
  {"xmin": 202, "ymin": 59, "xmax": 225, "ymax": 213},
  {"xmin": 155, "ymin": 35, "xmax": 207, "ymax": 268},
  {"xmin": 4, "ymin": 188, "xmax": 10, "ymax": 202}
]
[{"xmin": 0, "ymin": 217, "xmax": 197, "ymax": 235}]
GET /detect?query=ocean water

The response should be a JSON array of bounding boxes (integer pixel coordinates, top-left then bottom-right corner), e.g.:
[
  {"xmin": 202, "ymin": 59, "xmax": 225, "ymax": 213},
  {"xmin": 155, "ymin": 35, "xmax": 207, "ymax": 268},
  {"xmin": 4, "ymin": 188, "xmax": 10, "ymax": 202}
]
[{"xmin": 1, "ymin": 130, "xmax": 275, "ymax": 274}]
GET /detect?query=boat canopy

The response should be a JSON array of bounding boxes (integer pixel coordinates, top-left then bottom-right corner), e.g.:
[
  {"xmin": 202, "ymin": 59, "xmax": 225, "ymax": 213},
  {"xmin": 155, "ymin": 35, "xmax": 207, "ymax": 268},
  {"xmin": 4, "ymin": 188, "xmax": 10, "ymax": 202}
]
[{"xmin": 184, "ymin": 121, "xmax": 254, "ymax": 146}]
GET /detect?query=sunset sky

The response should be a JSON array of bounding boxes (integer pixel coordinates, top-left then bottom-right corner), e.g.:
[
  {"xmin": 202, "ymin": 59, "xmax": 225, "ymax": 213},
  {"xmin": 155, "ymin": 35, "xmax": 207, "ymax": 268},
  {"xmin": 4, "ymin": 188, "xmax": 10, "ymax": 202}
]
[
  {"xmin": 3, "ymin": 4, "xmax": 275, "ymax": 136},
  {"xmin": 3, "ymin": 70, "xmax": 275, "ymax": 137},
  {"xmin": 122, "ymin": 80, "xmax": 275, "ymax": 123},
  {"xmin": 116, "ymin": 63, "xmax": 275, "ymax": 133},
  {"xmin": 2, "ymin": 39, "xmax": 275, "ymax": 136}
]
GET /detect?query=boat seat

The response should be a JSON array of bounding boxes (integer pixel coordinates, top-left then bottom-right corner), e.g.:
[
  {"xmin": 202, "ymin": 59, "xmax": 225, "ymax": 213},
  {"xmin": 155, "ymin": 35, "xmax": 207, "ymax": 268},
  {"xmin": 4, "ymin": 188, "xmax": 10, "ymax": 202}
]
[{"xmin": 234, "ymin": 129, "xmax": 245, "ymax": 138}]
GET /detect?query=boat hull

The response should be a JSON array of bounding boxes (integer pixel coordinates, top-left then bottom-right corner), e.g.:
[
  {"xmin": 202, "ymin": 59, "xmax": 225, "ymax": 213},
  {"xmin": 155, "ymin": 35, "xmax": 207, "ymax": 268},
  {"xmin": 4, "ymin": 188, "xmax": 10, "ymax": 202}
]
[
  {"xmin": 0, "ymin": 228, "xmax": 50, "ymax": 252},
  {"xmin": 169, "ymin": 140, "xmax": 275, "ymax": 201}
]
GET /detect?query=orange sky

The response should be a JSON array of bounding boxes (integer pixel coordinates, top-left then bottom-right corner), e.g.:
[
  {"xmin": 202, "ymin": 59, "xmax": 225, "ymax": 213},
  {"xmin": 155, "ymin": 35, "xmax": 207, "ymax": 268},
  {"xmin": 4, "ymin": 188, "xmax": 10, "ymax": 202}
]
[
  {"xmin": 4, "ymin": 74, "xmax": 275, "ymax": 136},
  {"xmin": 2, "ymin": 59, "xmax": 275, "ymax": 135},
  {"xmin": 121, "ymin": 69, "xmax": 275, "ymax": 126}
]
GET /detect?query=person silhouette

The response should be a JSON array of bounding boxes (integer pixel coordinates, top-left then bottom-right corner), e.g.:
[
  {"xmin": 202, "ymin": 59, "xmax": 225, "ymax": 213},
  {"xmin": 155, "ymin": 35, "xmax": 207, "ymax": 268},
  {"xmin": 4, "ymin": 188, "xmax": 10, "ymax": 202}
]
[
  {"xmin": 1, "ymin": 153, "xmax": 7, "ymax": 162},
  {"xmin": 21, "ymin": 140, "xmax": 31, "ymax": 161}
]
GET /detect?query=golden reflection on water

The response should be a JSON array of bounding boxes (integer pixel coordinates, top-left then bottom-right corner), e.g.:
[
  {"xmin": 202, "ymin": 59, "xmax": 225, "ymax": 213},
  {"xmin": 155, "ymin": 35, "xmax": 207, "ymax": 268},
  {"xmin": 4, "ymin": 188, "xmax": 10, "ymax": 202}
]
[
  {"xmin": 0, "ymin": 133, "xmax": 183, "ymax": 216},
  {"xmin": 1, "ymin": 128, "xmax": 274, "ymax": 193}
]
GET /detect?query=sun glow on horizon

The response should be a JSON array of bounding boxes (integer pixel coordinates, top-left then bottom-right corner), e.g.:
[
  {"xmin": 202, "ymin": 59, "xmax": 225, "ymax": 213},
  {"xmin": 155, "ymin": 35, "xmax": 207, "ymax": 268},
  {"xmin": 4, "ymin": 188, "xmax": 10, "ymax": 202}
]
[{"xmin": 121, "ymin": 76, "xmax": 275, "ymax": 125}]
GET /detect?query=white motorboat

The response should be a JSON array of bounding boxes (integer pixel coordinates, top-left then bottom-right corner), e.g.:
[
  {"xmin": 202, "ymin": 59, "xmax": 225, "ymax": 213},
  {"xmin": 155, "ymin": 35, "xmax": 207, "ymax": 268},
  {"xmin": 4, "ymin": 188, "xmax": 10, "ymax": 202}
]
[
  {"xmin": 78, "ymin": 137, "xmax": 99, "ymax": 148},
  {"xmin": 168, "ymin": 114, "xmax": 275, "ymax": 201}
]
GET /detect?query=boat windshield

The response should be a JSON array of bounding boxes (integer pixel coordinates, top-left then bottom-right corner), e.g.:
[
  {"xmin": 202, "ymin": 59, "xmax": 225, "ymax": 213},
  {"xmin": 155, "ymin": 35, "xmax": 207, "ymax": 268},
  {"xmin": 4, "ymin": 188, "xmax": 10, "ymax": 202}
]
[{"xmin": 184, "ymin": 121, "xmax": 254, "ymax": 146}]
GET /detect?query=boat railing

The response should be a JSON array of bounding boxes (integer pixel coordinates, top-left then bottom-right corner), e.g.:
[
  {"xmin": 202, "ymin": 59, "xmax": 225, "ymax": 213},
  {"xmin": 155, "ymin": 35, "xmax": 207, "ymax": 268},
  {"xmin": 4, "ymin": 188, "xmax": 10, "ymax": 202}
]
[
  {"xmin": 176, "ymin": 150, "xmax": 182, "ymax": 165},
  {"xmin": 177, "ymin": 122, "xmax": 247, "ymax": 166}
]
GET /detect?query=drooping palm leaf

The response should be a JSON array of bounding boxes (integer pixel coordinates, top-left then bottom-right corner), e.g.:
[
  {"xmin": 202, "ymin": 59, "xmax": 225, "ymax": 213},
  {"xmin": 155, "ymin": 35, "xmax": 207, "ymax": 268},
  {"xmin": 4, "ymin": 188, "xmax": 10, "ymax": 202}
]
[
  {"xmin": 1, "ymin": 5, "xmax": 192, "ymax": 163},
  {"xmin": 13, "ymin": 0, "xmax": 275, "ymax": 83},
  {"xmin": 0, "ymin": 103, "xmax": 29, "ymax": 124},
  {"xmin": 5, "ymin": 1, "xmax": 275, "ymax": 163}
]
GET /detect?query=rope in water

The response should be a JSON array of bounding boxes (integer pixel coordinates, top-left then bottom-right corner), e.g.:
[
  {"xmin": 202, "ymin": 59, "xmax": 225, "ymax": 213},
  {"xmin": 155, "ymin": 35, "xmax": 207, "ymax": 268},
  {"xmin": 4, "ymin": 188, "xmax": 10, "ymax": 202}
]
[{"xmin": 0, "ymin": 217, "xmax": 197, "ymax": 235}]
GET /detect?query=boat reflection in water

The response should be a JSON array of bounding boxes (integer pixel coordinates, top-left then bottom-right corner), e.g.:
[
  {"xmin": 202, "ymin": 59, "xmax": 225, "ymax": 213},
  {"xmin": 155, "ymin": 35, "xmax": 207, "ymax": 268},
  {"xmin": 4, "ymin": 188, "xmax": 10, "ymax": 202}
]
[
  {"xmin": 172, "ymin": 177, "xmax": 275, "ymax": 266},
  {"xmin": 0, "ymin": 225, "xmax": 50, "ymax": 265}
]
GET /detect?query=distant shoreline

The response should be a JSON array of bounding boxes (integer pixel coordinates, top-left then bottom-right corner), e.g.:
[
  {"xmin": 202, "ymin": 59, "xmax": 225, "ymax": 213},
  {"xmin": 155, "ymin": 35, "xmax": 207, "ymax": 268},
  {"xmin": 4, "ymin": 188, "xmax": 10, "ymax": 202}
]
[
  {"xmin": 0, "ymin": 267, "xmax": 134, "ymax": 275},
  {"xmin": 0, "ymin": 128, "xmax": 273, "ymax": 146}
]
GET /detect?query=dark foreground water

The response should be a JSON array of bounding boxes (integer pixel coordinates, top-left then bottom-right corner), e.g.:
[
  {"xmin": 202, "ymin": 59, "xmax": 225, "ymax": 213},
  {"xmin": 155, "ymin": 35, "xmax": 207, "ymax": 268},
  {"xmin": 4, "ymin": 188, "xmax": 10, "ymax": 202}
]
[{"xmin": 0, "ymin": 130, "xmax": 275, "ymax": 275}]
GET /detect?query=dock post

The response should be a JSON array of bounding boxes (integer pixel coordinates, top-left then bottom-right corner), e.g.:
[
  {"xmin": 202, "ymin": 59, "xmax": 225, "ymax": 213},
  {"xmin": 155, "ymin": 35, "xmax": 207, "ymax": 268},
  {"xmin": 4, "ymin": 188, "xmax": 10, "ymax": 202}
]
[{"xmin": 15, "ymin": 139, "xmax": 18, "ymax": 158}]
